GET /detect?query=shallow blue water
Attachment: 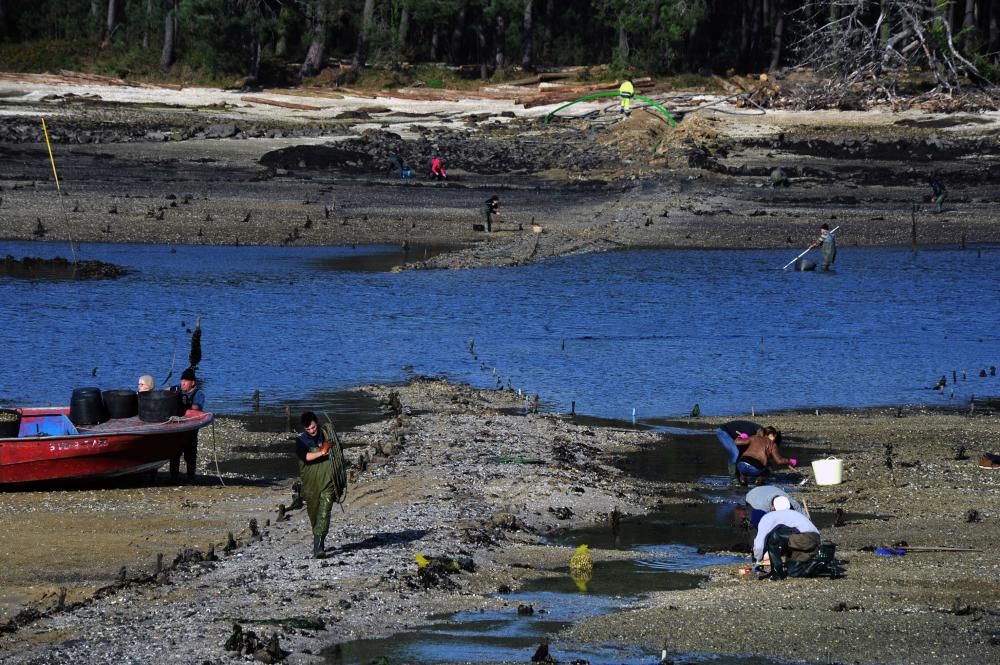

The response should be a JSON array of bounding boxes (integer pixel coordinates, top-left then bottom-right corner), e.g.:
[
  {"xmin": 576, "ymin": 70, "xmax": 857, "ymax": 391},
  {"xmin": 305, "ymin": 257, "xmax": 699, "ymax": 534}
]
[{"xmin": 2, "ymin": 240, "xmax": 998, "ymax": 418}]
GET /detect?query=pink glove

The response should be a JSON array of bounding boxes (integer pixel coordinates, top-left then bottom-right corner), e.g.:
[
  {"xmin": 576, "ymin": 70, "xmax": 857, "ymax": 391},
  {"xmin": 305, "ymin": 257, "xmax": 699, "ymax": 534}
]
[
  {"xmin": 788, "ymin": 458, "xmax": 798, "ymax": 467},
  {"xmin": 738, "ymin": 433, "xmax": 749, "ymax": 439}
]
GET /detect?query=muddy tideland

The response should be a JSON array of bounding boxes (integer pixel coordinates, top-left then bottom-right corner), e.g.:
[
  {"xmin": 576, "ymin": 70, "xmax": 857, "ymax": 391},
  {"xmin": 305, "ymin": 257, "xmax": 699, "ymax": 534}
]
[
  {"xmin": 2, "ymin": 78, "xmax": 1000, "ymax": 664},
  {"xmin": 2, "ymin": 75, "xmax": 1000, "ymax": 269},
  {"xmin": 1, "ymin": 378, "xmax": 999, "ymax": 664}
]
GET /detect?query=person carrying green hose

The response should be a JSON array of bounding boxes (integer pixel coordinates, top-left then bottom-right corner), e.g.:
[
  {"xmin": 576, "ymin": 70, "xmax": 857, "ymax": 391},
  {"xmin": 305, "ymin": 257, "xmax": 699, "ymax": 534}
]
[
  {"xmin": 295, "ymin": 411, "xmax": 337, "ymax": 558},
  {"xmin": 619, "ymin": 79, "xmax": 634, "ymax": 117}
]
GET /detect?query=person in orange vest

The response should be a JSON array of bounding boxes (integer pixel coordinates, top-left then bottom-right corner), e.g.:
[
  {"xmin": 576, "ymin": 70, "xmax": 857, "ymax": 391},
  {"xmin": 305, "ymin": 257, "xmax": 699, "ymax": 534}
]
[
  {"xmin": 619, "ymin": 79, "xmax": 635, "ymax": 116},
  {"xmin": 431, "ymin": 156, "xmax": 447, "ymax": 180}
]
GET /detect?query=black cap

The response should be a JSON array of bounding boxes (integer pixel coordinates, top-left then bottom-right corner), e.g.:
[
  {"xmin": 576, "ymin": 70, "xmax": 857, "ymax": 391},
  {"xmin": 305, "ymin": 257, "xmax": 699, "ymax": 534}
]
[{"xmin": 181, "ymin": 368, "xmax": 197, "ymax": 381}]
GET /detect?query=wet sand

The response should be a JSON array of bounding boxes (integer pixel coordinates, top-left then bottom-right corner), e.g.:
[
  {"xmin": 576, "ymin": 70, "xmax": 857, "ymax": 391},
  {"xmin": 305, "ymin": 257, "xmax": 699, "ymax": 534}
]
[{"xmin": 1, "ymin": 380, "xmax": 998, "ymax": 664}]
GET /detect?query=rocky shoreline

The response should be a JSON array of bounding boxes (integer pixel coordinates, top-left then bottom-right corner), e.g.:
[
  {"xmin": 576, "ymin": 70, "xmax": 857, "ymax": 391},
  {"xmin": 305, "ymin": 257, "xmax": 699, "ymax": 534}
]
[{"xmin": 0, "ymin": 379, "xmax": 998, "ymax": 664}]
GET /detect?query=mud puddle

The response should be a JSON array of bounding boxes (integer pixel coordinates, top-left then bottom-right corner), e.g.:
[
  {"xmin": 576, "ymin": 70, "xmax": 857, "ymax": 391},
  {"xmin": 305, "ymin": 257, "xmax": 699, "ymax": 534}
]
[
  {"xmin": 324, "ymin": 509, "xmax": 788, "ymax": 665},
  {"xmin": 614, "ymin": 432, "xmax": 811, "ymax": 485},
  {"xmin": 324, "ymin": 559, "xmax": 754, "ymax": 665}
]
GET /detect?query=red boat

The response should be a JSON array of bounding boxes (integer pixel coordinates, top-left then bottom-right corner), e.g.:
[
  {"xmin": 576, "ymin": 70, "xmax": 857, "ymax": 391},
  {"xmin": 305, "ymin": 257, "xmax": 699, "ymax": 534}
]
[{"xmin": 0, "ymin": 406, "xmax": 214, "ymax": 485}]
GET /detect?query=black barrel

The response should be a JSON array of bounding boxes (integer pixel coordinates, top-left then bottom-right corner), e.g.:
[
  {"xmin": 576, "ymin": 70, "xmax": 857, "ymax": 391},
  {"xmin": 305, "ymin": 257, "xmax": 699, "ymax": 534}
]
[
  {"xmin": 103, "ymin": 389, "xmax": 139, "ymax": 419},
  {"xmin": 69, "ymin": 387, "xmax": 108, "ymax": 426},
  {"xmin": 138, "ymin": 390, "xmax": 181, "ymax": 423},
  {"xmin": 0, "ymin": 408, "xmax": 20, "ymax": 438}
]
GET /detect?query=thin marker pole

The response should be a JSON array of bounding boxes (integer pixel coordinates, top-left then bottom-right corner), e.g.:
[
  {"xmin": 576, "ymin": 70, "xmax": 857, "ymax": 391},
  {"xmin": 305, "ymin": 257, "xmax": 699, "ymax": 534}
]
[{"xmin": 41, "ymin": 118, "xmax": 77, "ymax": 265}]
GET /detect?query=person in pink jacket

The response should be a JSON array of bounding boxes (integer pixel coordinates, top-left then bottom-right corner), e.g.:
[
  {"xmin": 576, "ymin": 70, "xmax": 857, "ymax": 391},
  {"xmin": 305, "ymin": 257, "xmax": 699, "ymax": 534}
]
[{"xmin": 431, "ymin": 156, "xmax": 447, "ymax": 180}]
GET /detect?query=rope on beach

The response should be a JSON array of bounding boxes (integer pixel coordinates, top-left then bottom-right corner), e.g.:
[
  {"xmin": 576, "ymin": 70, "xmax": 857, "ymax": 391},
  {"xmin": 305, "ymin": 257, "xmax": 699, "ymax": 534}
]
[{"xmin": 210, "ymin": 419, "xmax": 226, "ymax": 487}]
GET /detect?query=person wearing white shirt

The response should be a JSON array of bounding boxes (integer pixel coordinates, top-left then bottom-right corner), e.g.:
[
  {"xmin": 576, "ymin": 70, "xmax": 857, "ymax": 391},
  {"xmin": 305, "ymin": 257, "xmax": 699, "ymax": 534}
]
[{"xmin": 753, "ymin": 495, "xmax": 821, "ymax": 580}]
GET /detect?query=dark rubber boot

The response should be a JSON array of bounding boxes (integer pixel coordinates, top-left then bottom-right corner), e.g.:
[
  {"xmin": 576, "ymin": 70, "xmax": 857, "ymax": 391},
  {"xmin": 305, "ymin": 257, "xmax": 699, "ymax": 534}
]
[
  {"xmin": 313, "ymin": 535, "xmax": 325, "ymax": 559},
  {"xmin": 727, "ymin": 463, "xmax": 739, "ymax": 485},
  {"xmin": 764, "ymin": 527, "xmax": 796, "ymax": 580}
]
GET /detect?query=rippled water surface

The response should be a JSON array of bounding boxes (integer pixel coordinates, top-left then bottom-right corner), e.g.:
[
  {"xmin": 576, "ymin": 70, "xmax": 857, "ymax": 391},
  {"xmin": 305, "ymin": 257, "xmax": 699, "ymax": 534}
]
[{"xmin": 2, "ymin": 240, "xmax": 998, "ymax": 418}]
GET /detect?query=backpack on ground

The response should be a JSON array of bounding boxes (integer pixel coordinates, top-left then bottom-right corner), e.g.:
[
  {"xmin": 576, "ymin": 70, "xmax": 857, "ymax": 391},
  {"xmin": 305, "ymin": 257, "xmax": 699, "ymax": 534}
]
[{"xmin": 787, "ymin": 541, "xmax": 845, "ymax": 579}]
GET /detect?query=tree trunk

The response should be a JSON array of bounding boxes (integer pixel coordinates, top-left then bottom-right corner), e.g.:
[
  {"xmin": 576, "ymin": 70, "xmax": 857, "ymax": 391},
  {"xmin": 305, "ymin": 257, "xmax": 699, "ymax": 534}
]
[
  {"xmin": 247, "ymin": 38, "xmax": 262, "ymax": 89},
  {"xmin": 521, "ymin": 0, "xmax": 534, "ymax": 71},
  {"xmin": 430, "ymin": 24, "xmax": 439, "ymax": 61},
  {"xmin": 276, "ymin": 28, "xmax": 287, "ymax": 58},
  {"xmin": 300, "ymin": 1, "xmax": 328, "ymax": 79},
  {"xmin": 0, "ymin": 0, "xmax": 6, "ymax": 38},
  {"xmin": 398, "ymin": 6, "xmax": 410, "ymax": 55},
  {"xmin": 159, "ymin": 0, "xmax": 175, "ymax": 72},
  {"xmin": 450, "ymin": 5, "xmax": 466, "ymax": 64},
  {"xmin": 494, "ymin": 14, "xmax": 505, "ymax": 72},
  {"xmin": 880, "ymin": 0, "xmax": 891, "ymax": 44},
  {"xmin": 541, "ymin": 0, "xmax": 553, "ymax": 61},
  {"xmin": 962, "ymin": 0, "xmax": 976, "ymax": 50},
  {"xmin": 990, "ymin": 0, "xmax": 1000, "ymax": 52},
  {"xmin": 618, "ymin": 23, "xmax": 629, "ymax": 62},
  {"xmin": 352, "ymin": 0, "xmax": 376, "ymax": 71},
  {"xmin": 768, "ymin": 0, "xmax": 784, "ymax": 72},
  {"xmin": 740, "ymin": 1, "xmax": 751, "ymax": 62},
  {"xmin": 143, "ymin": 0, "xmax": 152, "ymax": 48},
  {"xmin": 475, "ymin": 23, "xmax": 488, "ymax": 78},
  {"xmin": 750, "ymin": 0, "xmax": 763, "ymax": 57},
  {"xmin": 105, "ymin": 0, "xmax": 117, "ymax": 43}
]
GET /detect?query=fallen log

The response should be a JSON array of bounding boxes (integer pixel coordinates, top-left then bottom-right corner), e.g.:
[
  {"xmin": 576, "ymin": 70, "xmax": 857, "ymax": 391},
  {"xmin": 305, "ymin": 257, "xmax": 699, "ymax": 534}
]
[
  {"xmin": 505, "ymin": 71, "xmax": 578, "ymax": 86},
  {"xmin": 240, "ymin": 96, "xmax": 322, "ymax": 111},
  {"xmin": 517, "ymin": 79, "xmax": 654, "ymax": 108}
]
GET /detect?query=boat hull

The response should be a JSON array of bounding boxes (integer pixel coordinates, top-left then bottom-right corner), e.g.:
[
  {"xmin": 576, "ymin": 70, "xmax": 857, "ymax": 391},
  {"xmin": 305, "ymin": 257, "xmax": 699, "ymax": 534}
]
[{"xmin": 0, "ymin": 407, "xmax": 214, "ymax": 485}]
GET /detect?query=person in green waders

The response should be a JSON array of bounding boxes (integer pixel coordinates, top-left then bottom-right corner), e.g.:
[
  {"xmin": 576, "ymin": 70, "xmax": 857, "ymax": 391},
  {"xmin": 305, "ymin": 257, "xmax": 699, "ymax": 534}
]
[
  {"xmin": 295, "ymin": 411, "xmax": 337, "ymax": 558},
  {"xmin": 807, "ymin": 222, "xmax": 837, "ymax": 271}
]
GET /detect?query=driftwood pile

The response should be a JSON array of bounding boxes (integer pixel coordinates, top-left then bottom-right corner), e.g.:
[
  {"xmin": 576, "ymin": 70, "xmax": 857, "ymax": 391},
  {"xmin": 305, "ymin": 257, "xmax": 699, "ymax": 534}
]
[{"xmin": 741, "ymin": 76, "xmax": 1000, "ymax": 113}]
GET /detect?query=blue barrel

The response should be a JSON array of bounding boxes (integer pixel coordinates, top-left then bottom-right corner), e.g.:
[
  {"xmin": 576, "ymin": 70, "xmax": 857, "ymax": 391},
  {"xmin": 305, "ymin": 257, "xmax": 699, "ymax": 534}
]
[{"xmin": 70, "ymin": 387, "xmax": 108, "ymax": 426}]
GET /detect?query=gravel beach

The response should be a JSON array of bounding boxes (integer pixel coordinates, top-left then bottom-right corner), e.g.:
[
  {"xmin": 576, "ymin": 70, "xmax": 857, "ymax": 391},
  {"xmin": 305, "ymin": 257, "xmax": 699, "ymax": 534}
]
[
  {"xmin": 1, "ymin": 380, "xmax": 998, "ymax": 664},
  {"xmin": 2, "ymin": 78, "xmax": 999, "ymax": 664}
]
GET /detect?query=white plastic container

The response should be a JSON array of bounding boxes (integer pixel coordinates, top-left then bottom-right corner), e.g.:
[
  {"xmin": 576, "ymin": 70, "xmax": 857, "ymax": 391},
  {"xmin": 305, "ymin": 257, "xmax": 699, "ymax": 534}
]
[{"xmin": 811, "ymin": 457, "xmax": 843, "ymax": 485}]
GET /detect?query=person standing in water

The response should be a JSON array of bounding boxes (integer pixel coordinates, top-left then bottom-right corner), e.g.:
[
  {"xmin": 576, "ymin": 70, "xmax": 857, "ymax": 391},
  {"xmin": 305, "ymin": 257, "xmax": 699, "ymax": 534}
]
[{"xmin": 808, "ymin": 223, "xmax": 837, "ymax": 271}]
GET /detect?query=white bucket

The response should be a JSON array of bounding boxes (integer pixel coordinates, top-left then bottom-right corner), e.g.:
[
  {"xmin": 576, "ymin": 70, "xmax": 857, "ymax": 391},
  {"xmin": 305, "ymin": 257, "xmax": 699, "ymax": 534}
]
[{"xmin": 811, "ymin": 458, "xmax": 843, "ymax": 485}]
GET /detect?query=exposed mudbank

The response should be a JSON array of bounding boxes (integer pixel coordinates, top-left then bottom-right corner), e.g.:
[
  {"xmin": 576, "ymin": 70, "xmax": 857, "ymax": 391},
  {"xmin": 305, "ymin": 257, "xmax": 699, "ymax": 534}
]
[
  {"xmin": 260, "ymin": 126, "xmax": 619, "ymax": 176},
  {"xmin": 3, "ymin": 83, "xmax": 1000, "ymax": 265},
  {"xmin": 1, "ymin": 255, "xmax": 128, "ymax": 279}
]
